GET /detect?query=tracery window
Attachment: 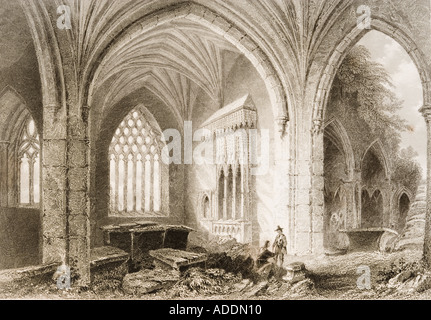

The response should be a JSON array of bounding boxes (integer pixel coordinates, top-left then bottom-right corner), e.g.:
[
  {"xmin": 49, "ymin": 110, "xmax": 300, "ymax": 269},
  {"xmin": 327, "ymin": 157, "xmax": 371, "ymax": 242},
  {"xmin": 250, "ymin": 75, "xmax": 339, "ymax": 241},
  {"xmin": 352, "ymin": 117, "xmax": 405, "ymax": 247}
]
[
  {"xmin": 18, "ymin": 118, "xmax": 40, "ymax": 206},
  {"xmin": 109, "ymin": 107, "xmax": 167, "ymax": 216}
]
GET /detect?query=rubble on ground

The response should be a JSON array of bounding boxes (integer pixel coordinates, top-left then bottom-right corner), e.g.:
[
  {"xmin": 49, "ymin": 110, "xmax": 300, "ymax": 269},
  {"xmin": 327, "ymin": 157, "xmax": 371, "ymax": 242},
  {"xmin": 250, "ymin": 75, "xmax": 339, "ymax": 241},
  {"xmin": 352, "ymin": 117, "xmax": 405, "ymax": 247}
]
[
  {"xmin": 122, "ymin": 268, "xmax": 180, "ymax": 295},
  {"xmin": 198, "ymin": 236, "xmax": 257, "ymax": 280},
  {"xmin": 120, "ymin": 232, "xmax": 316, "ymax": 298},
  {"xmin": 386, "ymin": 271, "xmax": 431, "ymax": 294},
  {"xmin": 169, "ymin": 267, "xmax": 242, "ymax": 297}
]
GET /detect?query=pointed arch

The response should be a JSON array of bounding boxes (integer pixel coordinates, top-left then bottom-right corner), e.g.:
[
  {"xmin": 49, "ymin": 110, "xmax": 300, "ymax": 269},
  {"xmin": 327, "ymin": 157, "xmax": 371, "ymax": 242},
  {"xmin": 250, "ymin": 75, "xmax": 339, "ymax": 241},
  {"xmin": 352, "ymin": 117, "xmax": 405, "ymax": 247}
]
[
  {"xmin": 218, "ymin": 169, "xmax": 225, "ymax": 220},
  {"xmin": 0, "ymin": 86, "xmax": 36, "ymax": 143},
  {"xmin": 361, "ymin": 188, "xmax": 384, "ymax": 228},
  {"xmin": 324, "ymin": 118, "xmax": 355, "ymax": 179},
  {"xmin": 108, "ymin": 105, "xmax": 168, "ymax": 216},
  {"xmin": 86, "ymin": 2, "xmax": 289, "ymax": 130},
  {"xmin": 199, "ymin": 192, "xmax": 211, "ymax": 219},
  {"xmin": 17, "ymin": 115, "xmax": 41, "ymax": 206},
  {"xmin": 313, "ymin": 18, "xmax": 431, "ymax": 127},
  {"xmin": 393, "ymin": 186, "xmax": 414, "ymax": 206},
  {"xmin": 361, "ymin": 139, "xmax": 390, "ymax": 179}
]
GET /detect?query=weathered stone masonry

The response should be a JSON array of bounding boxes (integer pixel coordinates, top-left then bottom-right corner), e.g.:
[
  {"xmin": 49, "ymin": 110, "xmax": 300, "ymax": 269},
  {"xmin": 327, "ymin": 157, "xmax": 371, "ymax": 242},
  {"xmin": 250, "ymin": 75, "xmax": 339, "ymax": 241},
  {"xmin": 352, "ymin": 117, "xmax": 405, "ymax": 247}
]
[{"xmin": 2, "ymin": 0, "xmax": 428, "ymax": 284}]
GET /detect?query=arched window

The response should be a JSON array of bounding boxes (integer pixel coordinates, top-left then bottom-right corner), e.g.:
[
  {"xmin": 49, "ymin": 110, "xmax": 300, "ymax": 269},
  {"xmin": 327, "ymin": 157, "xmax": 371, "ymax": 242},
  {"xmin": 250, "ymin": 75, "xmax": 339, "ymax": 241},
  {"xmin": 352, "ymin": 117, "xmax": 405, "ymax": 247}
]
[
  {"xmin": 235, "ymin": 166, "xmax": 242, "ymax": 220},
  {"xmin": 218, "ymin": 170, "xmax": 224, "ymax": 220},
  {"xmin": 18, "ymin": 117, "xmax": 40, "ymax": 206},
  {"xmin": 109, "ymin": 107, "xmax": 167, "ymax": 216},
  {"xmin": 226, "ymin": 167, "xmax": 233, "ymax": 220},
  {"xmin": 202, "ymin": 195, "xmax": 210, "ymax": 219},
  {"xmin": 398, "ymin": 193, "xmax": 410, "ymax": 231}
]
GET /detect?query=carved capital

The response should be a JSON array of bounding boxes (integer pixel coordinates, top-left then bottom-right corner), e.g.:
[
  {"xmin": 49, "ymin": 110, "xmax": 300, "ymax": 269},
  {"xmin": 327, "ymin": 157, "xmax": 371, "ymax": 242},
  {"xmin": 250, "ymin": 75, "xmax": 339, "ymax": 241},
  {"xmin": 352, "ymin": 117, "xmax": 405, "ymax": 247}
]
[
  {"xmin": 275, "ymin": 116, "xmax": 289, "ymax": 137},
  {"xmin": 312, "ymin": 119, "xmax": 323, "ymax": 135},
  {"xmin": 45, "ymin": 104, "xmax": 61, "ymax": 124},
  {"xmin": 419, "ymin": 104, "xmax": 431, "ymax": 122}
]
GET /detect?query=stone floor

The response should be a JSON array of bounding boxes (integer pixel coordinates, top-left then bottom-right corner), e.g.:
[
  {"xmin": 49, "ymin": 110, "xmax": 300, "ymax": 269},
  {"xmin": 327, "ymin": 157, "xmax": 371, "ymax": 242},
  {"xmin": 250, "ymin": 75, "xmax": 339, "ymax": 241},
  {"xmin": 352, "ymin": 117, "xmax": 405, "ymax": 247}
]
[{"xmin": 0, "ymin": 249, "xmax": 427, "ymax": 300}]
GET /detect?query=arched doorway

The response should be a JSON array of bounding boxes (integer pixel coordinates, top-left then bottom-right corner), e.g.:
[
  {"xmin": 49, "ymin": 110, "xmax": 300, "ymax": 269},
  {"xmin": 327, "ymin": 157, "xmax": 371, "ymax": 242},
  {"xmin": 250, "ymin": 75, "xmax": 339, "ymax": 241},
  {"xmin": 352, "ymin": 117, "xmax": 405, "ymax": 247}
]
[
  {"xmin": 361, "ymin": 189, "xmax": 384, "ymax": 228},
  {"xmin": 323, "ymin": 132, "xmax": 349, "ymax": 250},
  {"xmin": 312, "ymin": 17, "xmax": 430, "ymax": 256},
  {"xmin": 218, "ymin": 170, "xmax": 225, "ymax": 220},
  {"xmin": 398, "ymin": 193, "xmax": 411, "ymax": 231}
]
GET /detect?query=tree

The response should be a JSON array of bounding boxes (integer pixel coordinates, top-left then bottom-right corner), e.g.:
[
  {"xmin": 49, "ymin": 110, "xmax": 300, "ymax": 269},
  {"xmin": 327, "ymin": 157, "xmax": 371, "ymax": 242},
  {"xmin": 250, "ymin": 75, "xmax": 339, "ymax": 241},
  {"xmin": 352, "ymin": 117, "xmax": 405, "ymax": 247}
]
[
  {"xmin": 333, "ymin": 45, "xmax": 408, "ymax": 155},
  {"xmin": 392, "ymin": 147, "xmax": 423, "ymax": 196}
]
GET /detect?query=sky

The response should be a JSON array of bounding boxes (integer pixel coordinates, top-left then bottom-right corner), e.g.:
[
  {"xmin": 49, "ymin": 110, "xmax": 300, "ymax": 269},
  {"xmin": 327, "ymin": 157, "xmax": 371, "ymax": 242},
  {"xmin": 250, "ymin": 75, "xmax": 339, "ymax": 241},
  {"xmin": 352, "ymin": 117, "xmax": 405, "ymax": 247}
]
[{"xmin": 356, "ymin": 31, "xmax": 426, "ymax": 174}]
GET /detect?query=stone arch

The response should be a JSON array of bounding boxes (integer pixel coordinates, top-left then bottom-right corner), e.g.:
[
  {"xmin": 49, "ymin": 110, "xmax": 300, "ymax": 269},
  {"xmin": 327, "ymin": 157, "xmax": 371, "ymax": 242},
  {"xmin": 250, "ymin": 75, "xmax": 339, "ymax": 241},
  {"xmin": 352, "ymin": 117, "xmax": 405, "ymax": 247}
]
[
  {"xmin": 361, "ymin": 139, "xmax": 390, "ymax": 179},
  {"xmin": 198, "ymin": 191, "xmax": 211, "ymax": 219},
  {"xmin": 398, "ymin": 193, "xmax": 411, "ymax": 231},
  {"xmin": 226, "ymin": 166, "xmax": 233, "ymax": 220},
  {"xmin": 393, "ymin": 186, "xmax": 413, "ymax": 231},
  {"xmin": 93, "ymin": 98, "xmax": 174, "ymax": 245},
  {"xmin": 20, "ymin": 2, "xmax": 64, "ymax": 110},
  {"xmin": 86, "ymin": 2, "xmax": 289, "ymax": 130},
  {"xmin": 107, "ymin": 104, "xmax": 168, "ymax": 216},
  {"xmin": 106, "ymin": 103, "xmax": 164, "ymax": 145},
  {"xmin": 313, "ymin": 18, "xmax": 431, "ymax": 127},
  {"xmin": 217, "ymin": 169, "xmax": 225, "ymax": 220},
  {"xmin": 0, "ymin": 87, "xmax": 31, "ymax": 142},
  {"xmin": 393, "ymin": 186, "xmax": 414, "ymax": 207},
  {"xmin": 324, "ymin": 118, "xmax": 355, "ymax": 180},
  {"xmin": 361, "ymin": 189, "xmax": 384, "ymax": 228}
]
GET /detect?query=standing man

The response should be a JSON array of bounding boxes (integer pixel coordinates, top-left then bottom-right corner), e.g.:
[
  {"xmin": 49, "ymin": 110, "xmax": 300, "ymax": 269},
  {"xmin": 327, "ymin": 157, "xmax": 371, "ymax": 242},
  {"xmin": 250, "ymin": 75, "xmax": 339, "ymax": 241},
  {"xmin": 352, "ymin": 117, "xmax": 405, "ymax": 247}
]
[{"xmin": 272, "ymin": 226, "xmax": 287, "ymax": 267}]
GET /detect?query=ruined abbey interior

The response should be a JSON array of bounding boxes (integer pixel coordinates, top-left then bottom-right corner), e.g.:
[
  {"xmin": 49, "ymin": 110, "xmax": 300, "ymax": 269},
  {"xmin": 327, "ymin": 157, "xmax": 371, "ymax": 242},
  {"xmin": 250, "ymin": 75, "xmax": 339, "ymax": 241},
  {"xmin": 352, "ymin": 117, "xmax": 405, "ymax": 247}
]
[{"xmin": 0, "ymin": 0, "xmax": 430, "ymax": 287}]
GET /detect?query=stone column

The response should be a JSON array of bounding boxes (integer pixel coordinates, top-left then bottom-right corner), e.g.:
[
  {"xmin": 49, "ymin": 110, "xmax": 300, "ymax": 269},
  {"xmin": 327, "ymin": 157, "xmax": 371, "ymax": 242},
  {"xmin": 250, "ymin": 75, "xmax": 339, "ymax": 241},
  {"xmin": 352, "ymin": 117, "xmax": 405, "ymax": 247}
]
[
  {"xmin": 42, "ymin": 102, "xmax": 91, "ymax": 286},
  {"xmin": 272, "ymin": 120, "xmax": 291, "ymax": 251},
  {"xmin": 223, "ymin": 170, "xmax": 228, "ymax": 220},
  {"xmin": 67, "ymin": 105, "xmax": 91, "ymax": 286},
  {"xmin": 232, "ymin": 168, "xmax": 237, "ymax": 220},
  {"xmin": 309, "ymin": 121, "xmax": 325, "ymax": 254},
  {"xmin": 421, "ymin": 106, "xmax": 431, "ymax": 267},
  {"xmin": 382, "ymin": 181, "xmax": 392, "ymax": 228},
  {"xmin": 343, "ymin": 181, "xmax": 356, "ymax": 229},
  {"xmin": 42, "ymin": 104, "xmax": 68, "ymax": 264},
  {"xmin": 0, "ymin": 141, "xmax": 9, "ymax": 207},
  {"xmin": 21, "ymin": 0, "xmax": 91, "ymax": 286}
]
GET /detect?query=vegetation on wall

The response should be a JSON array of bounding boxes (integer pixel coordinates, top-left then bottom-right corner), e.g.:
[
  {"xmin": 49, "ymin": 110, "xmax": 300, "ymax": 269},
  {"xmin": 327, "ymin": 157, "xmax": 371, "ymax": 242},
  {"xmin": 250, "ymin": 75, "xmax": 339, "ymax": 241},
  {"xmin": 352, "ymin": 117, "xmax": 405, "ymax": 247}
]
[{"xmin": 332, "ymin": 45, "xmax": 422, "ymax": 195}]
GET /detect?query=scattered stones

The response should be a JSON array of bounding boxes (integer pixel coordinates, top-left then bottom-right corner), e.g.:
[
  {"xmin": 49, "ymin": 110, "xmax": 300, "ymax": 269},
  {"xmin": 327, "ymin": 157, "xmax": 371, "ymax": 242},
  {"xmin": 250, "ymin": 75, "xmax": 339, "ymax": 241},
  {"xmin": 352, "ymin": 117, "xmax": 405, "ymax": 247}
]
[
  {"xmin": 414, "ymin": 274, "xmax": 431, "ymax": 293},
  {"xmin": 387, "ymin": 271, "xmax": 431, "ymax": 293},
  {"xmin": 122, "ymin": 268, "xmax": 180, "ymax": 295},
  {"xmin": 289, "ymin": 279, "xmax": 316, "ymax": 297},
  {"xmin": 233, "ymin": 279, "xmax": 252, "ymax": 292},
  {"xmin": 169, "ymin": 267, "xmax": 242, "ymax": 297},
  {"xmin": 244, "ymin": 281, "xmax": 268, "ymax": 297},
  {"xmin": 387, "ymin": 270, "xmax": 413, "ymax": 288}
]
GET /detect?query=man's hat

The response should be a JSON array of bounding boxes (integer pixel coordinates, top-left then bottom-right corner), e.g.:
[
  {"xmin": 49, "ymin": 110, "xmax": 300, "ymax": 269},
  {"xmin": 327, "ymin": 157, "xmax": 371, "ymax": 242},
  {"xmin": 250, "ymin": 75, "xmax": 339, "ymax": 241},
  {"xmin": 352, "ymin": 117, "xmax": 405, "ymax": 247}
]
[{"xmin": 275, "ymin": 226, "xmax": 283, "ymax": 232}]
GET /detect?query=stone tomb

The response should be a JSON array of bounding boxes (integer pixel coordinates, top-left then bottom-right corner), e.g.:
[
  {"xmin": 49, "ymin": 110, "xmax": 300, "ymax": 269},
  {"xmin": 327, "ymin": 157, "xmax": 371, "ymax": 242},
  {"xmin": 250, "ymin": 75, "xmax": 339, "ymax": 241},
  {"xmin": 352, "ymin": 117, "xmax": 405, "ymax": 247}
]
[
  {"xmin": 149, "ymin": 248, "xmax": 207, "ymax": 272},
  {"xmin": 101, "ymin": 222, "xmax": 193, "ymax": 271},
  {"xmin": 339, "ymin": 228, "xmax": 398, "ymax": 252},
  {"xmin": 90, "ymin": 246, "xmax": 129, "ymax": 290}
]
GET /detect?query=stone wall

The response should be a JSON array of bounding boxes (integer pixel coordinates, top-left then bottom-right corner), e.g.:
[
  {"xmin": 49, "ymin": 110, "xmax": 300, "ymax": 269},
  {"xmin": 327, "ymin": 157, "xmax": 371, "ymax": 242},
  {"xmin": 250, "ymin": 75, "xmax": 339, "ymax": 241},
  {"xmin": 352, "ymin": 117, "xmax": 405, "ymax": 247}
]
[
  {"xmin": 0, "ymin": 208, "xmax": 41, "ymax": 270},
  {"xmin": 185, "ymin": 53, "xmax": 278, "ymax": 247},
  {"xmin": 91, "ymin": 87, "xmax": 186, "ymax": 247},
  {"xmin": 12, "ymin": 0, "xmax": 431, "ymax": 282}
]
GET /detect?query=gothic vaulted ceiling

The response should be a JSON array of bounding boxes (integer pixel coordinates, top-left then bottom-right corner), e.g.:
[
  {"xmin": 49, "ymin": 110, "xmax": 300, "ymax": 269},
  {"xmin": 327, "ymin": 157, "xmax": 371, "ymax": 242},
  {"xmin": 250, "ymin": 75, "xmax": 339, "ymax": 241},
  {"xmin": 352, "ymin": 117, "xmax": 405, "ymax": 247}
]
[
  {"xmin": 14, "ymin": 0, "xmax": 431, "ymax": 126},
  {"xmin": 93, "ymin": 19, "xmax": 241, "ymax": 124}
]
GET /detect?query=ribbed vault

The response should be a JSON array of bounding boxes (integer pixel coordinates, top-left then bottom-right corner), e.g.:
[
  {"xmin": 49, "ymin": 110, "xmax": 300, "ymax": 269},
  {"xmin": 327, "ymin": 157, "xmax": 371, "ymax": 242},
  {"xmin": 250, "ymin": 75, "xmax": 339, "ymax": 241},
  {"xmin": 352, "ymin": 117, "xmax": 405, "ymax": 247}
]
[{"xmin": 92, "ymin": 19, "xmax": 240, "ymax": 128}]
